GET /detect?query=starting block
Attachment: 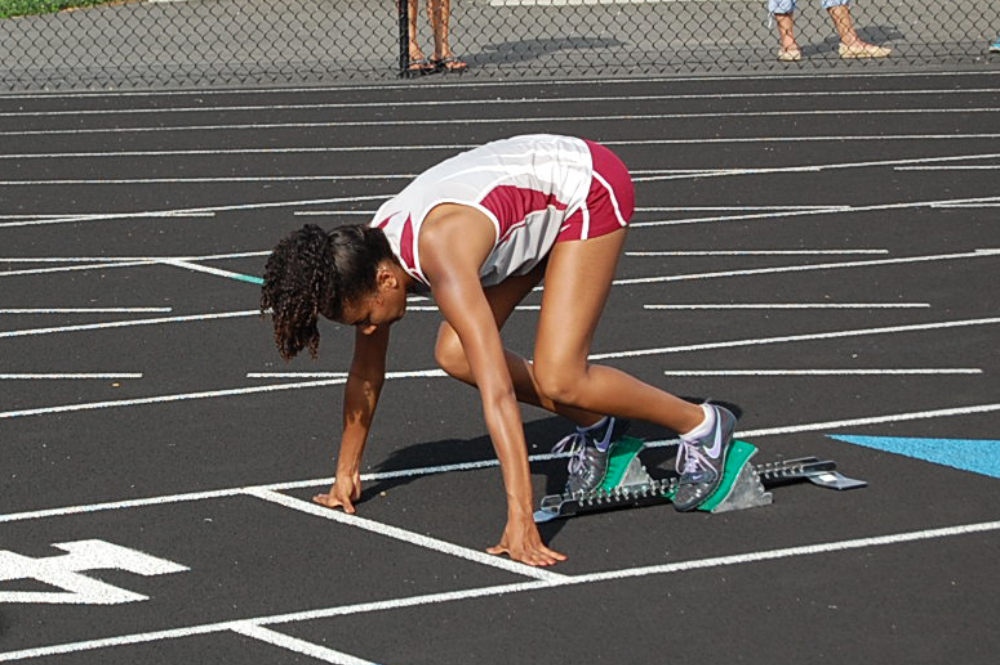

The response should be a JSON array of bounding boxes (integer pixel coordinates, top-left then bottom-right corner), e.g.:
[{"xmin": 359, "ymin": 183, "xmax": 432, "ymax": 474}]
[{"xmin": 534, "ymin": 436, "xmax": 866, "ymax": 523}]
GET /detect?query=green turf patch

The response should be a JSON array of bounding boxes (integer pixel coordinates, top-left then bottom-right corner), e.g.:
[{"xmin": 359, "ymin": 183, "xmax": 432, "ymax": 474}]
[{"xmin": 0, "ymin": 1, "xmax": 125, "ymax": 20}]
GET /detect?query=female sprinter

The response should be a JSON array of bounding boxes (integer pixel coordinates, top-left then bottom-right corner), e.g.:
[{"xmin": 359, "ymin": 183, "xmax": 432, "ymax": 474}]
[{"xmin": 261, "ymin": 134, "xmax": 737, "ymax": 567}]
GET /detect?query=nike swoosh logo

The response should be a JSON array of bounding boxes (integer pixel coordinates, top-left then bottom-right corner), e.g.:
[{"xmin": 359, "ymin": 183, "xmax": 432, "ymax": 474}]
[{"xmin": 704, "ymin": 412, "xmax": 724, "ymax": 458}]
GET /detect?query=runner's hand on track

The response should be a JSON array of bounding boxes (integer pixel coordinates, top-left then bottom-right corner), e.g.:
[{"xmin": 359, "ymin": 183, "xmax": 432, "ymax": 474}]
[
  {"xmin": 487, "ymin": 517, "xmax": 567, "ymax": 566},
  {"xmin": 313, "ymin": 472, "xmax": 362, "ymax": 513}
]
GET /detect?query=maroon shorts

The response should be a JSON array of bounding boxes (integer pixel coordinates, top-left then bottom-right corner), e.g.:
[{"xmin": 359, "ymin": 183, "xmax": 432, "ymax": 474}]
[{"xmin": 556, "ymin": 140, "xmax": 635, "ymax": 242}]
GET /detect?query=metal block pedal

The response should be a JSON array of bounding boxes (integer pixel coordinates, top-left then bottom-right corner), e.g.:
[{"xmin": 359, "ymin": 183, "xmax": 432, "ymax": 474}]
[{"xmin": 534, "ymin": 437, "xmax": 866, "ymax": 523}]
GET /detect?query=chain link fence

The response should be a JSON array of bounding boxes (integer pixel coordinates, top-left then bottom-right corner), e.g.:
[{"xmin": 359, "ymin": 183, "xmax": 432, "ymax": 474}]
[{"xmin": 1, "ymin": 0, "xmax": 997, "ymax": 90}]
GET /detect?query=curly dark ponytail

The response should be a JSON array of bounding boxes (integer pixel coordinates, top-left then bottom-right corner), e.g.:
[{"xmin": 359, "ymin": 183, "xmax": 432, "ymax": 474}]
[{"xmin": 261, "ymin": 223, "xmax": 394, "ymax": 360}]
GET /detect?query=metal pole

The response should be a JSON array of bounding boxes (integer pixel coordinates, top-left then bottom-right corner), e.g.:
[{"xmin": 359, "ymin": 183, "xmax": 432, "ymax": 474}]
[{"xmin": 398, "ymin": 0, "xmax": 410, "ymax": 77}]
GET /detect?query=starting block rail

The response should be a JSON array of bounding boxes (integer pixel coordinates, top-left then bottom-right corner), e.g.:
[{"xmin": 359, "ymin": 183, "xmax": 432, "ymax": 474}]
[{"xmin": 534, "ymin": 438, "xmax": 866, "ymax": 523}]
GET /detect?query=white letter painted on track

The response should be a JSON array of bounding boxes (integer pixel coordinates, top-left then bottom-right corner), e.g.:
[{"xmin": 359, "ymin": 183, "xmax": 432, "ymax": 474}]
[{"xmin": 0, "ymin": 540, "xmax": 188, "ymax": 604}]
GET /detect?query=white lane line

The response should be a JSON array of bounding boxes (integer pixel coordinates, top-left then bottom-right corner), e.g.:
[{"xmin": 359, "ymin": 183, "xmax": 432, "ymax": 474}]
[
  {"xmin": 633, "ymin": 205, "xmax": 853, "ymax": 212},
  {"xmin": 0, "ymin": 260, "xmax": 159, "ymax": 278},
  {"xmin": 896, "ymin": 165, "xmax": 1000, "ymax": 171},
  {"xmin": 4, "ymin": 519, "xmax": 997, "ymax": 662},
  {"xmin": 626, "ymin": 250, "xmax": 890, "ymax": 256},
  {"xmin": 0, "ymin": 251, "xmax": 271, "ymax": 279},
  {"xmin": 0, "ymin": 308, "xmax": 172, "ymax": 314},
  {"xmin": 247, "ymin": 370, "xmax": 447, "ymax": 380},
  {"xmin": 590, "ymin": 316, "xmax": 1000, "ymax": 360},
  {"xmin": 0, "ymin": 175, "xmax": 414, "ymax": 186},
  {"xmin": 248, "ymin": 372, "xmax": 349, "ymax": 379},
  {"xmin": 159, "ymin": 259, "xmax": 263, "ymax": 285},
  {"xmin": 630, "ymin": 152, "xmax": 1000, "ymax": 185},
  {"xmin": 229, "ymin": 624, "xmax": 378, "ymax": 665},
  {"xmin": 736, "ymin": 403, "xmax": 1000, "ymax": 438},
  {"xmin": 2, "ymin": 107, "xmax": 996, "ymax": 137},
  {"xmin": 1, "ymin": 69, "xmax": 996, "ymax": 100},
  {"xmin": 3, "ymin": 316, "xmax": 998, "ymax": 421},
  {"xmin": 406, "ymin": 305, "xmax": 540, "ymax": 312},
  {"xmin": 0, "ymin": 251, "xmax": 270, "ymax": 262},
  {"xmin": 6, "ymin": 142, "xmax": 1000, "ymax": 165},
  {"xmin": 0, "ymin": 195, "xmax": 389, "ymax": 230},
  {"xmin": 0, "ymin": 376, "xmax": 349, "ymax": 421},
  {"xmin": 611, "ymin": 248, "xmax": 1000, "ymax": 286},
  {"xmin": 644, "ymin": 303, "xmax": 930, "ymax": 310},
  {"xmin": 2, "ymin": 401, "xmax": 998, "ymax": 525},
  {"xmin": 0, "ymin": 213, "xmax": 215, "ymax": 220},
  {"xmin": 662, "ymin": 369, "xmax": 982, "ymax": 376},
  {"xmin": 0, "ymin": 310, "xmax": 260, "ymax": 340},
  {"xmin": 247, "ymin": 489, "xmax": 564, "ymax": 581},
  {"xmin": 0, "ymin": 373, "xmax": 143, "ymax": 380},
  {"xmin": 2, "ymin": 87, "xmax": 997, "ymax": 119},
  {"xmin": 294, "ymin": 210, "xmax": 374, "ymax": 216},
  {"xmin": 932, "ymin": 202, "xmax": 1000, "ymax": 208}
]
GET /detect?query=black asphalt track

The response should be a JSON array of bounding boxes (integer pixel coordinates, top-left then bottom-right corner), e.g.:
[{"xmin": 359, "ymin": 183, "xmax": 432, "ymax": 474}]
[{"xmin": 1, "ymin": 71, "xmax": 999, "ymax": 664}]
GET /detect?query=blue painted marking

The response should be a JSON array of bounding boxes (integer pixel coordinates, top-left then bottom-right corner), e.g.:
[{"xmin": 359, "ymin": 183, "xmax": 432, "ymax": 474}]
[
  {"xmin": 828, "ymin": 435, "xmax": 1000, "ymax": 479},
  {"xmin": 237, "ymin": 274, "xmax": 264, "ymax": 285}
]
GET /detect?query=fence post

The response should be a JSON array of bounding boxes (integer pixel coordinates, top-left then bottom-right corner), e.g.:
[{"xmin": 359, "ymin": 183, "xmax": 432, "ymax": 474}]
[{"xmin": 398, "ymin": 0, "xmax": 410, "ymax": 77}]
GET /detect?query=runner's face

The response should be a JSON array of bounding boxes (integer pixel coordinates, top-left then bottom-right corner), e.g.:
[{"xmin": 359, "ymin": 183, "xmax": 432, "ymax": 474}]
[{"xmin": 335, "ymin": 270, "xmax": 407, "ymax": 336}]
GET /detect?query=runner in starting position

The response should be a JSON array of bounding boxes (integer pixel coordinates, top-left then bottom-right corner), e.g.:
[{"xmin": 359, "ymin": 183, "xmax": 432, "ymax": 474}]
[{"xmin": 261, "ymin": 134, "xmax": 737, "ymax": 567}]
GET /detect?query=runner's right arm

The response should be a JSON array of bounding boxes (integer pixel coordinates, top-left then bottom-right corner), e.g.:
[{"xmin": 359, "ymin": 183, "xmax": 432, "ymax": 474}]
[{"xmin": 312, "ymin": 324, "xmax": 390, "ymax": 512}]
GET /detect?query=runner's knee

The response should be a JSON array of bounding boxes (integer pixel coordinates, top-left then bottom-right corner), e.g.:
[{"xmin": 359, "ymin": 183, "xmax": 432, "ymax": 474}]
[{"xmin": 533, "ymin": 360, "xmax": 586, "ymax": 405}]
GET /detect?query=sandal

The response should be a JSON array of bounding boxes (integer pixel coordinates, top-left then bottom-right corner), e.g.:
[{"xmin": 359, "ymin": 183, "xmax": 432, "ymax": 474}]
[
  {"xmin": 432, "ymin": 56, "xmax": 467, "ymax": 73},
  {"xmin": 776, "ymin": 47, "xmax": 802, "ymax": 62},
  {"xmin": 407, "ymin": 58, "xmax": 436, "ymax": 76},
  {"xmin": 839, "ymin": 42, "xmax": 891, "ymax": 59}
]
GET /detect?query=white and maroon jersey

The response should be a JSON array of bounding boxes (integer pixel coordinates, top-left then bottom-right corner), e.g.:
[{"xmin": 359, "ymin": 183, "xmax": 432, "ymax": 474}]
[{"xmin": 369, "ymin": 134, "xmax": 594, "ymax": 287}]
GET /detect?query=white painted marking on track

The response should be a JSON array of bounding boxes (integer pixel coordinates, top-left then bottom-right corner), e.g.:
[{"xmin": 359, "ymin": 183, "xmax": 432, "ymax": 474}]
[
  {"xmin": 0, "ymin": 260, "xmax": 159, "ymax": 278},
  {"xmin": 0, "ymin": 374, "xmax": 143, "ymax": 380},
  {"xmin": 3, "ymin": 520, "xmax": 997, "ymax": 661},
  {"xmin": 644, "ymin": 303, "xmax": 930, "ymax": 310},
  {"xmin": 0, "ymin": 376, "xmax": 348, "ymax": 420},
  {"xmin": 6, "ymin": 144, "xmax": 1000, "ymax": 166},
  {"xmin": 630, "ymin": 153, "xmax": 1000, "ymax": 184},
  {"xmin": 159, "ymin": 259, "xmax": 262, "ymax": 284},
  {"xmin": 3, "ymin": 402, "xmax": 999, "ymax": 525},
  {"xmin": 3, "ymin": 88, "xmax": 998, "ymax": 121},
  {"xmin": 589, "ymin": 316, "xmax": 1000, "ymax": 360},
  {"xmin": 4, "ymin": 107, "xmax": 997, "ymax": 136},
  {"xmin": 406, "ymin": 304, "xmax": 539, "ymax": 311},
  {"xmin": 247, "ymin": 489, "xmax": 564, "ymax": 581},
  {"xmin": 0, "ymin": 195, "xmax": 389, "ymax": 230},
  {"xmin": 0, "ymin": 213, "xmax": 214, "ymax": 220},
  {"xmin": 661, "ymin": 369, "xmax": 982, "ymax": 376},
  {"xmin": 0, "ymin": 310, "xmax": 260, "ymax": 340},
  {"xmin": 3, "ymin": 317, "xmax": 998, "ymax": 420},
  {"xmin": 632, "ymin": 205, "xmax": 854, "ymax": 212},
  {"xmin": 229, "ymin": 625, "xmax": 379, "ymax": 665},
  {"xmin": 611, "ymin": 248, "xmax": 1000, "ymax": 286},
  {"xmin": 247, "ymin": 370, "xmax": 447, "ymax": 380},
  {"xmin": 626, "ymin": 249, "xmax": 889, "ymax": 256},
  {"xmin": 0, "ymin": 251, "xmax": 269, "ymax": 262},
  {"xmin": 0, "ymin": 308, "xmax": 171, "ymax": 314},
  {"xmin": 896, "ymin": 165, "xmax": 1000, "ymax": 171},
  {"xmin": 0, "ymin": 175, "xmax": 413, "ymax": 186}
]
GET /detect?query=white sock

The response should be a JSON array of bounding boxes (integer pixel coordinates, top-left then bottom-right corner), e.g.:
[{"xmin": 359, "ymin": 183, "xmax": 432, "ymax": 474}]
[{"xmin": 680, "ymin": 404, "xmax": 715, "ymax": 443}]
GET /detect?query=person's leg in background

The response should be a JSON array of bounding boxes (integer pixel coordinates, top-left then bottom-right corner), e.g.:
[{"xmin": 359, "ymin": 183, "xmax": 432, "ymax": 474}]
[
  {"xmin": 428, "ymin": 0, "xmax": 467, "ymax": 71},
  {"xmin": 825, "ymin": 0, "xmax": 891, "ymax": 58},
  {"xmin": 770, "ymin": 0, "xmax": 802, "ymax": 61},
  {"xmin": 404, "ymin": 0, "xmax": 435, "ymax": 72}
]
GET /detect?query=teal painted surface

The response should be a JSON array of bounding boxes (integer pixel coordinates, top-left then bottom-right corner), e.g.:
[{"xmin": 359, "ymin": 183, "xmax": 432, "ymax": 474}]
[{"xmin": 828, "ymin": 435, "xmax": 1000, "ymax": 479}]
